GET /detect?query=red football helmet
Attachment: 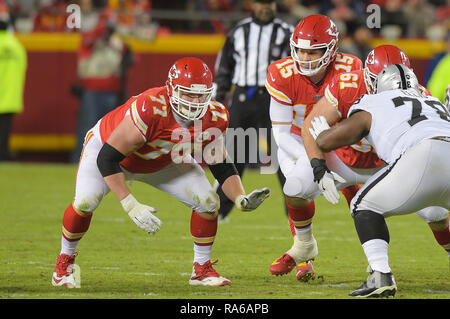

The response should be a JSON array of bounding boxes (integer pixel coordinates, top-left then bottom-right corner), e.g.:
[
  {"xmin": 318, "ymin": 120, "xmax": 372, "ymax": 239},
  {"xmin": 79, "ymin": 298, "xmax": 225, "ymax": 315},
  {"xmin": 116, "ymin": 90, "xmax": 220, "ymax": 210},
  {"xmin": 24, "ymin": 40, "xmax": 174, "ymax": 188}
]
[
  {"xmin": 364, "ymin": 44, "xmax": 411, "ymax": 94},
  {"xmin": 290, "ymin": 14, "xmax": 339, "ymax": 76},
  {"xmin": 166, "ymin": 57, "xmax": 213, "ymax": 120}
]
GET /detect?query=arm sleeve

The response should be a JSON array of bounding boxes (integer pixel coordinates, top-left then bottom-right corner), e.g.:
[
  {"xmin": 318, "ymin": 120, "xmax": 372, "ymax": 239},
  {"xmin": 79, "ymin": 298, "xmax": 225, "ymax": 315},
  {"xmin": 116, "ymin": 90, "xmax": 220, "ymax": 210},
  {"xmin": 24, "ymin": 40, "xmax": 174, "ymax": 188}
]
[
  {"xmin": 272, "ymin": 124, "xmax": 303, "ymax": 160},
  {"xmin": 269, "ymin": 98, "xmax": 303, "ymax": 159}
]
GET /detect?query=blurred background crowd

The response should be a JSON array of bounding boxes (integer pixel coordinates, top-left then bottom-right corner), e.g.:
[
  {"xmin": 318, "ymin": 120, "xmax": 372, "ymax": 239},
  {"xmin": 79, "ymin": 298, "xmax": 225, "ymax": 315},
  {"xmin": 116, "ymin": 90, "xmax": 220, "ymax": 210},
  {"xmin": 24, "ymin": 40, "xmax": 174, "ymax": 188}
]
[
  {"xmin": 3, "ymin": 0, "xmax": 449, "ymax": 40},
  {"xmin": 0, "ymin": 0, "xmax": 448, "ymax": 162}
]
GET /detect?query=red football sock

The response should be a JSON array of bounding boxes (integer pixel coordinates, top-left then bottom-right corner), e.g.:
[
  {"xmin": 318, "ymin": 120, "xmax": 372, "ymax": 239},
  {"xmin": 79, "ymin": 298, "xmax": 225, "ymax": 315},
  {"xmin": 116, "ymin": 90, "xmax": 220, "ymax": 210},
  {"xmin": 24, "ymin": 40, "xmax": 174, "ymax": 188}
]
[
  {"xmin": 432, "ymin": 227, "xmax": 450, "ymax": 256},
  {"xmin": 190, "ymin": 211, "xmax": 218, "ymax": 265},
  {"xmin": 60, "ymin": 203, "xmax": 92, "ymax": 255},
  {"xmin": 341, "ymin": 184, "xmax": 361, "ymax": 207},
  {"xmin": 287, "ymin": 200, "xmax": 315, "ymax": 236}
]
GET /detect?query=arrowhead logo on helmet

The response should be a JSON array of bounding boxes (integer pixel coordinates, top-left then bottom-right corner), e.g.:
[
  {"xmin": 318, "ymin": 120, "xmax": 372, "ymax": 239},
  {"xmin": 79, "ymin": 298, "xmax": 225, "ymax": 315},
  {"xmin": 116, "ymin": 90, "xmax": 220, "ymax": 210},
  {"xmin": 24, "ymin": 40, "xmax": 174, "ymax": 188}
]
[
  {"xmin": 290, "ymin": 14, "xmax": 339, "ymax": 76},
  {"xmin": 364, "ymin": 45, "xmax": 411, "ymax": 94},
  {"xmin": 326, "ymin": 20, "xmax": 338, "ymax": 37},
  {"xmin": 166, "ymin": 57, "xmax": 214, "ymax": 121},
  {"xmin": 168, "ymin": 65, "xmax": 180, "ymax": 80}
]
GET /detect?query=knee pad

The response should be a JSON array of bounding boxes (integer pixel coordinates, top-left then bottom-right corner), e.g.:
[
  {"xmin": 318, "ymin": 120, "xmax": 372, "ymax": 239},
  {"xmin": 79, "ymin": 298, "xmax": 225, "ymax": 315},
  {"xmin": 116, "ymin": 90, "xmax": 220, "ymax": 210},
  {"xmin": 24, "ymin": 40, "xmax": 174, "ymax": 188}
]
[
  {"xmin": 73, "ymin": 195, "xmax": 102, "ymax": 213},
  {"xmin": 283, "ymin": 177, "xmax": 303, "ymax": 198},
  {"xmin": 191, "ymin": 189, "xmax": 220, "ymax": 213}
]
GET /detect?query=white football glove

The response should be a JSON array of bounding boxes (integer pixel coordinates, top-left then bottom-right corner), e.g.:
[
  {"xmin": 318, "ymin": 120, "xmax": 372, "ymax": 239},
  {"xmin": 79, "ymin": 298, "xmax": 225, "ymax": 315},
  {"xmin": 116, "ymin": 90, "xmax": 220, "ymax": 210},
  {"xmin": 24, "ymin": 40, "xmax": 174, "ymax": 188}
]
[
  {"xmin": 120, "ymin": 194, "xmax": 162, "ymax": 235},
  {"xmin": 319, "ymin": 171, "xmax": 346, "ymax": 205},
  {"xmin": 235, "ymin": 187, "xmax": 271, "ymax": 211},
  {"xmin": 309, "ymin": 115, "xmax": 330, "ymax": 140}
]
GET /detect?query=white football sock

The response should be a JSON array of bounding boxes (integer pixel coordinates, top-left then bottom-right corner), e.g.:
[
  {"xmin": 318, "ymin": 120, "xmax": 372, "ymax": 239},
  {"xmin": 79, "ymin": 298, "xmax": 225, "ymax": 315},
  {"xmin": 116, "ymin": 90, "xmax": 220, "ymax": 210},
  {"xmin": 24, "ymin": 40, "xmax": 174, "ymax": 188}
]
[
  {"xmin": 362, "ymin": 239, "xmax": 391, "ymax": 273},
  {"xmin": 295, "ymin": 224, "xmax": 313, "ymax": 241},
  {"xmin": 60, "ymin": 237, "xmax": 79, "ymax": 256},
  {"xmin": 193, "ymin": 244, "xmax": 211, "ymax": 265}
]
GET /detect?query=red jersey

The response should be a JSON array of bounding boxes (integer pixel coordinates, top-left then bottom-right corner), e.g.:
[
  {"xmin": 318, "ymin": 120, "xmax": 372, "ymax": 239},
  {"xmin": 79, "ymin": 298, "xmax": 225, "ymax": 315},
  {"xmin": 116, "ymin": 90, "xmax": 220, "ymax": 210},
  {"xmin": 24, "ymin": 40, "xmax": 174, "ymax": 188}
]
[
  {"xmin": 98, "ymin": 86, "xmax": 229, "ymax": 174},
  {"xmin": 325, "ymin": 69, "xmax": 384, "ymax": 168},
  {"xmin": 265, "ymin": 53, "xmax": 362, "ymax": 136},
  {"xmin": 324, "ymin": 70, "xmax": 430, "ymax": 169}
]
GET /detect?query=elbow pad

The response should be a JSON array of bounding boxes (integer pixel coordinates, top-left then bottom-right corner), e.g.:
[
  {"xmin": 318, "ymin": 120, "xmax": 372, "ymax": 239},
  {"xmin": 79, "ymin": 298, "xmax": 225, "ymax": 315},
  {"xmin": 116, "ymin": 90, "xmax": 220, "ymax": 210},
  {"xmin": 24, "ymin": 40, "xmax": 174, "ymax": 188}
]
[{"xmin": 97, "ymin": 142, "xmax": 126, "ymax": 177}]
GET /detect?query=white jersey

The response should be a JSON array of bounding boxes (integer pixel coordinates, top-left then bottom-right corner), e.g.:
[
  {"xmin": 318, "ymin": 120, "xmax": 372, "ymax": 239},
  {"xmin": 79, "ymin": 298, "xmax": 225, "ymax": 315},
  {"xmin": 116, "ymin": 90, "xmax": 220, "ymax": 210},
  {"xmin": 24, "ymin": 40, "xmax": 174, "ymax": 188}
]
[{"xmin": 348, "ymin": 89, "xmax": 450, "ymax": 164}]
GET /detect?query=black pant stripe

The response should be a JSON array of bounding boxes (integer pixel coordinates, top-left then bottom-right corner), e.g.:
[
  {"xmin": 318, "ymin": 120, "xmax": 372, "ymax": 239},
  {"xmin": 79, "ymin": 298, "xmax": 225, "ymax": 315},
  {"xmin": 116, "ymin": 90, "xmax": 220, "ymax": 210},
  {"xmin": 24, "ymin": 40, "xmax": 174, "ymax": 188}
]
[{"xmin": 352, "ymin": 156, "xmax": 402, "ymax": 215}]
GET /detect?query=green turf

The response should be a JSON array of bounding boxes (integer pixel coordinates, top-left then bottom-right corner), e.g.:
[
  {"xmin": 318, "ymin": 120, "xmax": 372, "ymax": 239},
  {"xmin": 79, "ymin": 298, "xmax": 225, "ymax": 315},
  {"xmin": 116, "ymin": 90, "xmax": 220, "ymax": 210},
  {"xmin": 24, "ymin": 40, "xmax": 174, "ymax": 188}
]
[{"xmin": 0, "ymin": 162, "xmax": 448, "ymax": 299}]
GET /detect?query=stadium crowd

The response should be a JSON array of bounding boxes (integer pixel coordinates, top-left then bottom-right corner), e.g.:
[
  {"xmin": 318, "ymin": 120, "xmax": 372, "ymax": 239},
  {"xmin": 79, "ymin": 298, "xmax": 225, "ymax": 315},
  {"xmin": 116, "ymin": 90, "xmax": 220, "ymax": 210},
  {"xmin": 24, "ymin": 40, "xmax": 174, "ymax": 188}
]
[{"xmin": 2, "ymin": 0, "xmax": 449, "ymax": 39}]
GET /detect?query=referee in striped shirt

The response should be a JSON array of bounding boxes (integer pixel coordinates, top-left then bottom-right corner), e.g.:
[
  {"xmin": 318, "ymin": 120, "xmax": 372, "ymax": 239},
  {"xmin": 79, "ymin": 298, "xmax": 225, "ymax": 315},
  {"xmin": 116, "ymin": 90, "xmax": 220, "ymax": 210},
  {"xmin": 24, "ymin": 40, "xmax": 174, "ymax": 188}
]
[{"xmin": 213, "ymin": 0, "xmax": 294, "ymax": 221}]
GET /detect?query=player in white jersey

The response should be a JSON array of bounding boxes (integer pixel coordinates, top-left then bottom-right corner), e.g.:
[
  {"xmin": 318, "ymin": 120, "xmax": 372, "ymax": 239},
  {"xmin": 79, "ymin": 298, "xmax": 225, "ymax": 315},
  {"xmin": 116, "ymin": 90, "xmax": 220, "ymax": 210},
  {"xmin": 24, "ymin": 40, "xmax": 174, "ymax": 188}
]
[{"xmin": 309, "ymin": 64, "xmax": 450, "ymax": 297}]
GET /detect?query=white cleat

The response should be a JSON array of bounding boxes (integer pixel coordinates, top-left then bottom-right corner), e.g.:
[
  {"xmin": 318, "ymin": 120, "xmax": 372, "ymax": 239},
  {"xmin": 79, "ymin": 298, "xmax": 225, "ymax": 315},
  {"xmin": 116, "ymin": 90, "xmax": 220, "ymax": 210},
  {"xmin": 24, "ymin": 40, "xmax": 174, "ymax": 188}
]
[
  {"xmin": 51, "ymin": 253, "xmax": 80, "ymax": 288},
  {"xmin": 52, "ymin": 272, "xmax": 77, "ymax": 288},
  {"xmin": 189, "ymin": 260, "xmax": 231, "ymax": 287}
]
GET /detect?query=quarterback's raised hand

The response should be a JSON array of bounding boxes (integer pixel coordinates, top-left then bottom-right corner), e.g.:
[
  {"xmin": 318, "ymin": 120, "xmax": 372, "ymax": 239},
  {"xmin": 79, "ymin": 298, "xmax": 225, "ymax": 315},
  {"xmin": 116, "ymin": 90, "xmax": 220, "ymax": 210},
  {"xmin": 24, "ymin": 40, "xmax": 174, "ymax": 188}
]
[
  {"xmin": 309, "ymin": 115, "xmax": 331, "ymax": 140},
  {"xmin": 310, "ymin": 158, "xmax": 346, "ymax": 205},
  {"xmin": 120, "ymin": 194, "xmax": 162, "ymax": 234},
  {"xmin": 235, "ymin": 187, "xmax": 271, "ymax": 211}
]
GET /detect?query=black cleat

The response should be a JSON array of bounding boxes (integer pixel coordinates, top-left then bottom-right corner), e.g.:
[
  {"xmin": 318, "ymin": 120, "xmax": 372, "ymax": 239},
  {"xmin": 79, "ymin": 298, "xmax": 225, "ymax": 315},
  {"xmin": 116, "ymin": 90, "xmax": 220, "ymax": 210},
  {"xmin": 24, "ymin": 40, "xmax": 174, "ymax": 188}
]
[{"xmin": 349, "ymin": 270, "xmax": 397, "ymax": 298}]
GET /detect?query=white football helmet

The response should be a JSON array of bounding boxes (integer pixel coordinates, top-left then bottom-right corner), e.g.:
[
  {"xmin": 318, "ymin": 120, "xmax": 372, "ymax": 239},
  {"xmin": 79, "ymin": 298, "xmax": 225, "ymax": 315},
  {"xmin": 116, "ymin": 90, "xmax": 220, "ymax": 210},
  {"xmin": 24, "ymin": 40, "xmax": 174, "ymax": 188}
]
[{"xmin": 374, "ymin": 64, "xmax": 419, "ymax": 94}]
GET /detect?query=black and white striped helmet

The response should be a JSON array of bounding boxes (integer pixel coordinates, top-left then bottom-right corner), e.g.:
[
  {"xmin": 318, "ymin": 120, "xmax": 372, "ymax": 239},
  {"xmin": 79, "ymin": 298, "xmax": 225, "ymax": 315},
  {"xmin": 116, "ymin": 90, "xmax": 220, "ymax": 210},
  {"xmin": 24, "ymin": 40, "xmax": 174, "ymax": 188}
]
[{"xmin": 374, "ymin": 64, "xmax": 419, "ymax": 94}]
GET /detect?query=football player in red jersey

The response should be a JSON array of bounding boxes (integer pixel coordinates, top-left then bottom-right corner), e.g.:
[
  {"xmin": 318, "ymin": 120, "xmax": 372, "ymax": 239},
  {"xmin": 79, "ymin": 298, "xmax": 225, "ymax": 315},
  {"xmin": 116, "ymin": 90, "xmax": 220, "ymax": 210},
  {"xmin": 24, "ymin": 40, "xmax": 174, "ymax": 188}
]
[
  {"xmin": 266, "ymin": 14, "xmax": 372, "ymax": 281},
  {"xmin": 303, "ymin": 44, "xmax": 450, "ymax": 260},
  {"xmin": 51, "ymin": 57, "xmax": 270, "ymax": 288}
]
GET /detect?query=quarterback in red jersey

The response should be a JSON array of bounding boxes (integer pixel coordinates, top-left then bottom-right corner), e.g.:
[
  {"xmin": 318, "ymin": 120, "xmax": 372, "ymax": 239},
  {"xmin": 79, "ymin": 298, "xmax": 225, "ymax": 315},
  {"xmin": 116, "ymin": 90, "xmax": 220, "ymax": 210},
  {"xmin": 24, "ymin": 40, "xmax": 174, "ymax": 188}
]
[
  {"xmin": 304, "ymin": 45, "xmax": 431, "ymax": 187},
  {"xmin": 51, "ymin": 57, "xmax": 270, "ymax": 288},
  {"xmin": 303, "ymin": 45, "xmax": 450, "ymax": 259},
  {"xmin": 266, "ymin": 14, "xmax": 373, "ymax": 281}
]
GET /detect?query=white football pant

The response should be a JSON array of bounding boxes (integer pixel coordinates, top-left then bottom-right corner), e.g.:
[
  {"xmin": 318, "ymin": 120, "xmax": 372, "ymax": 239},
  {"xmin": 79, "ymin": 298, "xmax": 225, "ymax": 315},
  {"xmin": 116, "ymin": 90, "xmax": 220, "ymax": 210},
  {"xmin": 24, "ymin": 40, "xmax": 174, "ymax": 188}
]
[
  {"xmin": 73, "ymin": 128, "xmax": 219, "ymax": 214},
  {"xmin": 278, "ymin": 134, "xmax": 448, "ymax": 222},
  {"xmin": 278, "ymin": 134, "xmax": 379, "ymax": 200},
  {"xmin": 350, "ymin": 139, "xmax": 450, "ymax": 220}
]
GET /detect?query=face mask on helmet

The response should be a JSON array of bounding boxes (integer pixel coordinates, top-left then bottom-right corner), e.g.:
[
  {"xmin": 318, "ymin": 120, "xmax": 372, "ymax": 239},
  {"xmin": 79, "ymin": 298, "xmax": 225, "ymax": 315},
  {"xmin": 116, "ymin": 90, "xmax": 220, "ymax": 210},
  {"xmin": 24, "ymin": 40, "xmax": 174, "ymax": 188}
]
[
  {"xmin": 167, "ymin": 58, "xmax": 213, "ymax": 121},
  {"xmin": 170, "ymin": 84, "xmax": 212, "ymax": 120},
  {"xmin": 374, "ymin": 64, "xmax": 419, "ymax": 94},
  {"xmin": 364, "ymin": 45, "xmax": 411, "ymax": 94},
  {"xmin": 290, "ymin": 15, "xmax": 339, "ymax": 76}
]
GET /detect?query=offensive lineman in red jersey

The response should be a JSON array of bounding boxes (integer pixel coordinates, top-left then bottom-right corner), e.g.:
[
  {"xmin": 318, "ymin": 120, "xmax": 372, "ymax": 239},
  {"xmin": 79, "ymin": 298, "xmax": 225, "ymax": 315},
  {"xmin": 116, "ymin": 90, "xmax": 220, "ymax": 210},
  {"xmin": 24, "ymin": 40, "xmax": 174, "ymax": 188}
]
[
  {"xmin": 266, "ymin": 14, "xmax": 370, "ymax": 281},
  {"xmin": 51, "ymin": 57, "xmax": 270, "ymax": 288},
  {"xmin": 303, "ymin": 44, "xmax": 450, "ymax": 259}
]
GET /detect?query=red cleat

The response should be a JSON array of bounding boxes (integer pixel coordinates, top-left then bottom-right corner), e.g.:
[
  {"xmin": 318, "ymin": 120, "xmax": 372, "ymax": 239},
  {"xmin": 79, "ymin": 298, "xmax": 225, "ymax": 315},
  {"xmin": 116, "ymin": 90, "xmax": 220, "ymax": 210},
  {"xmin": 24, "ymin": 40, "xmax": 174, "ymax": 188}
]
[
  {"xmin": 189, "ymin": 260, "xmax": 231, "ymax": 286},
  {"xmin": 269, "ymin": 253, "xmax": 296, "ymax": 276},
  {"xmin": 296, "ymin": 260, "xmax": 315, "ymax": 282},
  {"xmin": 52, "ymin": 253, "xmax": 78, "ymax": 288}
]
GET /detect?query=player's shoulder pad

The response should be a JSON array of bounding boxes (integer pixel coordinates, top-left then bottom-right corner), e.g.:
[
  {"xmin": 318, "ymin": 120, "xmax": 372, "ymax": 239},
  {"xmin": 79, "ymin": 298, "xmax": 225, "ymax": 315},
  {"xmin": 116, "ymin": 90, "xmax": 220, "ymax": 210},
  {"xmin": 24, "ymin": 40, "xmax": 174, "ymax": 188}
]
[
  {"xmin": 419, "ymin": 84, "xmax": 431, "ymax": 97},
  {"xmin": 266, "ymin": 57, "xmax": 294, "ymax": 105},
  {"xmin": 348, "ymin": 93, "xmax": 370, "ymax": 117},
  {"xmin": 336, "ymin": 52, "xmax": 363, "ymax": 70},
  {"xmin": 130, "ymin": 88, "xmax": 168, "ymax": 134},
  {"xmin": 205, "ymin": 100, "xmax": 229, "ymax": 131}
]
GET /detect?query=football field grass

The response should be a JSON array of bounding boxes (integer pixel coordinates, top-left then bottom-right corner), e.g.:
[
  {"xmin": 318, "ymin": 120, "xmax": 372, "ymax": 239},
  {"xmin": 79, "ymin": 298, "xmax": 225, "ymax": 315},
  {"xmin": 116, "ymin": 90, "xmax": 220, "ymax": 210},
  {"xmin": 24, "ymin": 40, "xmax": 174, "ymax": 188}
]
[{"xmin": 0, "ymin": 162, "xmax": 449, "ymax": 300}]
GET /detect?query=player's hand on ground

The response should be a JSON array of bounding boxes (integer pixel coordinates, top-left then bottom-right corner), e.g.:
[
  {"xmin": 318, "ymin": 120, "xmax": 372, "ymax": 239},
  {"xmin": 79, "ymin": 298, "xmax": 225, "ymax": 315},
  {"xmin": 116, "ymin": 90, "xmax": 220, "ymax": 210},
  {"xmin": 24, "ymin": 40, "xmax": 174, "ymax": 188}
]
[
  {"xmin": 309, "ymin": 115, "xmax": 330, "ymax": 140},
  {"xmin": 120, "ymin": 194, "xmax": 162, "ymax": 234},
  {"xmin": 235, "ymin": 187, "xmax": 270, "ymax": 211},
  {"xmin": 319, "ymin": 171, "xmax": 346, "ymax": 205}
]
